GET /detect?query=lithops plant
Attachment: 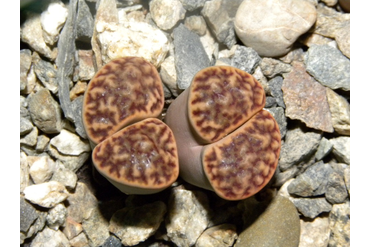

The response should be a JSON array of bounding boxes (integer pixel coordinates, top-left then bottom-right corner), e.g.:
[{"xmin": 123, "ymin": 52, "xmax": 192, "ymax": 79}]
[
  {"xmin": 165, "ymin": 66, "xmax": 281, "ymax": 200},
  {"xmin": 83, "ymin": 57, "xmax": 179, "ymax": 194}
]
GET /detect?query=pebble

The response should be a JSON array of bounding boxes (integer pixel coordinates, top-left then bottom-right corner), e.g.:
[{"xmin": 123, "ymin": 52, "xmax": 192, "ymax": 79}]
[
  {"xmin": 196, "ymin": 224, "xmax": 237, "ymax": 247},
  {"xmin": 321, "ymin": 0, "xmax": 338, "ymax": 6},
  {"xmin": 235, "ymin": 195, "xmax": 300, "ymax": 247},
  {"xmin": 46, "ymin": 203, "xmax": 67, "ymax": 230},
  {"xmin": 40, "ymin": 1, "xmax": 68, "ymax": 46},
  {"xmin": 150, "ymin": 0, "xmax": 186, "ymax": 31},
  {"xmin": 20, "ymin": 49, "xmax": 33, "ymax": 91},
  {"xmin": 23, "ymin": 181, "xmax": 68, "ymax": 208},
  {"xmin": 287, "ymin": 161, "xmax": 333, "ymax": 197},
  {"xmin": 20, "ymin": 126, "xmax": 38, "ymax": 147},
  {"xmin": 49, "ymin": 129, "xmax": 90, "ymax": 156},
  {"xmin": 51, "ymin": 163, "xmax": 78, "ymax": 190},
  {"xmin": 273, "ymin": 164, "xmax": 299, "ymax": 188},
  {"xmin": 109, "ymin": 201, "xmax": 167, "ymax": 246},
  {"xmin": 69, "ymin": 232, "xmax": 90, "ymax": 247},
  {"xmin": 326, "ymin": 88, "xmax": 350, "ymax": 135},
  {"xmin": 20, "ymin": 116, "xmax": 34, "ymax": 135},
  {"xmin": 63, "ymin": 216, "xmax": 83, "ymax": 240},
  {"xmin": 184, "ymin": 15, "xmax": 207, "ymax": 36},
  {"xmin": 259, "ymin": 58, "xmax": 291, "ymax": 78},
  {"xmin": 328, "ymin": 202, "xmax": 350, "ymax": 247},
  {"xmin": 334, "ymin": 21, "xmax": 350, "ymax": 58},
  {"xmin": 343, "ymin": 166, "xmax": 350, "ymax": 195},
  {"xmin": 315, "ymin": 137, "xmax": 334, "ymax": 160},
  {"xmin": 92, "ymin": 0, "xmax": 169, "ymax": 68},
  {"xmin": 101, "ymin": 235, "xmax": 123, "ymax": 247},
  {"xmin": 329, "ymin": 136, "xmax": 350, "ymax": 164},
  {"xmin": 230, "ymin": 45, "xmax": 261, "ymax": 74},
  {"xmin": 76, "ymin": 50, "xmax": 95, "ymax": 81},
  {"xmin": 325, "ymin": 169, "xmax": 348, "ymax": 204},
  {"xmin": 166, "ymin": 186, "xmax": 211, "ymax": 247},
  {"xmin": 70, "ymin": 81, "xmax": 87, "ymax": 101},
  {"xmin": 27, "ymin": 88, "xmax": 64, "ymax": 134},
  {"xmin": 30, "ymin": 227, "xmax": 70, "ymax": 247},
  {"xmin": 201, "ymin": 0, "xmax": 236, "ymax": 48},
  {"xmin": 291, "ymin": 197, "xmax": 332, "ymax": 219},
  {"xmin": 284, "ymin": 62, "xmax": 334, "ymax": 133},
  {"xmin": 234, "ymin": 0, "xmax": 316, "ymax": 57},
  {"xmin": 299, "ymin": 32, "xmax": 335, "ymax": 48},
  {"xmin": 278, "ymin": 125, "xmax": 321, "ymax": 171},
  {"xmin": 25, "ymin": 210, "xmax": 48, "ymax": 243},
  {"xmin": 299, "ymin": 216, "xmax": 330, "ymax": 247},
  {"xmin": 35, "ymin": 135, "xmax": 50, "ymax": 152},
  {"xmin": 82, "ymin": 208, "xmax": 110, "ymax": 247},
  {"xmin": 20, "ymin": 152, "xmax": 31, "ymax": 193},
  {"xmin": 265, "ymin": 106, "xmax": 287, "ymax": 139},
  {"xmin": 252, "ymin": 66, "xmax": 269, "ymax": 94},
  {"xmin": 200, "ymin": 29, "xmax": 219, "ymax": 63},
  {"xmin": 160, "ymin": 56, "xmax": 179, "ymax": 97},
  {"xmin": 305, "ymin": 44, "xmax": 350, "ymax": 91},
  {"xmin": 21, "ymin": 15, "xmax": 58, "ymax": 60},
  {"xmin": 29, "ymin": 155, "xmax": 56, "ymax": 184},
  {"xmin": 173, "ymin": 24, "xmax": 210, "ymax": 89},
  {"xmin": 20, "ymin": 95, "xmax": 29, "ymax": 118}
]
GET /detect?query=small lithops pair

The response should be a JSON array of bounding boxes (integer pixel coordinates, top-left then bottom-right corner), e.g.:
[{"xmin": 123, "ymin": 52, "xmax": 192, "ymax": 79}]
[{"xmin": 82, "ymin": 57, "xmax": 281, "ymax": 201}]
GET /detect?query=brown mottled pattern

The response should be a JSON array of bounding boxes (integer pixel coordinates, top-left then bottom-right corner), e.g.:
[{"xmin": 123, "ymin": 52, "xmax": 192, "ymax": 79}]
[
  {"xmin": 92, "ymin": 118, "xmax": 179, "ymax": 188},
  {"xmin": 82, "ymin": 57, "xmax": 164, "ymax": 144},
  {"xmin": 202, "ymin": 110, "xmax": 281, "ymax": 200},
  {"xmin": 188, "ymin": 66, "xmax": 265, "ymax": 143}
]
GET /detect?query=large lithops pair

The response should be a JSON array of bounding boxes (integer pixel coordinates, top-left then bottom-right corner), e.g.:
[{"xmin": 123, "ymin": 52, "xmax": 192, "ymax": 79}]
[{"xmin": 82, "ymin": 57, "xmax": 281, "ymax": 200}]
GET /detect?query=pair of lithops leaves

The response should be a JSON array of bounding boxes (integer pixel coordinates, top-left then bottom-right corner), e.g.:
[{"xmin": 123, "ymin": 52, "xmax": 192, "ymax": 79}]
[{"xmin": 82, "ymin": 57, "xmax": 281, "ymax": 201}]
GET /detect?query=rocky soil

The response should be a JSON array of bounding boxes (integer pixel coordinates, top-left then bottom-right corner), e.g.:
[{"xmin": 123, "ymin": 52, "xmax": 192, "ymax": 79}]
[{"xmin": 20, "ymin": 0, "xmax": 350, "ymax": 246}]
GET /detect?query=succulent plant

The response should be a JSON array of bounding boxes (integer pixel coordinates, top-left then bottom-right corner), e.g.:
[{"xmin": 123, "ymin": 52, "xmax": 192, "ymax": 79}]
[
  {"xmin": 82, "ymin": 57, "xmax": 179, "ymax": 194},
  {"xmin": 165, "ymin": 66, "xmax": 281, "ymax": 200}
]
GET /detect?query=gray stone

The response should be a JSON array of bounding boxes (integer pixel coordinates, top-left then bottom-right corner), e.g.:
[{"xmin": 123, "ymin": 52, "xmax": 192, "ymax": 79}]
[
  {"xmin": 273, "ymin": 165, "xmax": 299, "ymax": 187},
  {"xmin": 179, "ymin": 0, "xmax": 209, "ymax": 11},
  {"xmin": 299, "ymin": 216, "xmax": 330, "ymax": 247},
  {"xmin": 28, "ymin": 88, "xmax": 63, "ymax": 134},
  {"xmin": 77, "ymin": 50, "xmax": 95, "ymax": 81},
  {"xmin": 279, "ymin": 47, "xmax": 305, "ymax": 64},
  {"xmin": 292, "ymin": 197, "xmax": 332, "ymax": 219},
  {"xmin": 196, "ymin": 224, "xmax": 237, "ymax": 247},
  {"xmin": 25, "ymin": 210, "xmax": 48, "ymax": 243},
  {"xmin": 23, "ymin": 181, "xmax": 69, "ymax": 208},
  {"xmin": 234, "ymin": 0, "xmax": 317, "ymax": 57},
  {"xmin": 235, "ymin": 195, "xmax": 300, "ymax": 247},
  {"xmin": 160, "ymin": 56, "xmax": 179, "ymax": 97},
  {"xmin": 328, "ymin": 202, "xmax": 350, "ymax": 247},
  {"xmin": 265, "ymin": 106, "xmax": 287, "ymax": 139},
  {"xmin": 66, "ymin": 182, "xmax": 98, "ymax": 223},
  {"xmin": 330, "ymin": 136, "xmax": 350, "ymax": 164},
  {"xmin": 315, "ymin": 137, "xmax": 333, "ymax": 160},
  {"xmin": 71, "ymin": 96, "xmax": 88, "ymax": 139},
  {"xmin": 20, "ymin": 95, "xmax": 29, "ymax": 119},
  {"xmin": 202, "ymin": 0, "xmax": 236, "ymax": 48},
  {"xmin": 109, "ymin": 201, "xmax": 167, "ymax": 246},
  {"xmin": 252, "ymin": 66, "xmax": 269, "ymax": 94},
  {"xmin": 20, "ymin": 197, "xmax": 39, "ymax": 233},
  {"xmin": 76, "ymin": 0, "xmax": 94, "ymax": 42},
  {"xmin": 51, "ymin": 163, "xmax": 78, "ymax": 190},
  {"xmin": 20, "ymin": 127, "xmax": 38, "ymax": 147},
  {"xmin": 326, "ymin": 88, "xmax": 350, "ymax": 136},
  {"xmin": 287, "ymin": 161, "xmax": 333, "ymax": 197},
  {"xmin": 305, "ymin": 44, "xmax": 350, "ymax": 91},
  {"xmin": 69, "ymin": 232, "xmax": 89, "ymax": 247},
  {"xmin": 20, "ymin": 117, "xmax": 34, "ymax": 135},
  {"xmin": 230, "ymin": 45, "xmax": 261, "ymax": 74},
  {"xmin": 343, "ymin": 166, "xmax": 350, "ymax": 195},
  {"xmin": 30, "ymin": 227, "xmax": 70, "ymax": 247},
  {"xmin": 166, "ymin": 186, "xmax": 211, "ymax": 247},
  {"xmin": 63, "ymin": 216, "xmax": 83, "ymax": 240},
  {"xmin": 20, "ymin": 49, "xmax": 33, "ymax": 91},
  {"xmin": 278, "ymin": 125, "xmax": 321, "ymax": 171},
  {"xmin": 33, "ymin": 52, "xmax": 59, "ymax": 94},
  {"xmin": 267, "ymin": 76, "xmax": 285, "ymax": 108},
  {"xmin": 265, "ymin": 96, "xmax": 277, "ymax": 108},
  {"xmin": 173, "ymin": 24, "xmax": 210, "ymax": 89},
  {"xmin": 56, "ymin": 0, "xmax": 78, "ymax": 124},
  {"xmin": 150, "ymin": 0, "xmax": 186, "ymax": 31},
  {"xmin": 101, "ymin": 235, "xmax": 122, "ymax": 247},
  {"xmin": 46, "ymin": 203, "xmax": 67, "ymax": 230},
  {"xmin": 49, "ymin": 129, "xmax": 90, "ymax": 156},
  {"xmin": 82, "ymin": 208, "xmax": 110, "ymax": 247},
  {"xmin": 259, "ymin": 58, "xmax": 291, "ymax": 78},
  {"xmin": 325, "ymin": 171, "xmax": 348, "ymax": 204},
  {"xmin": 35, "ymin": 135, "xmax": 50, "ymax": 152}
]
